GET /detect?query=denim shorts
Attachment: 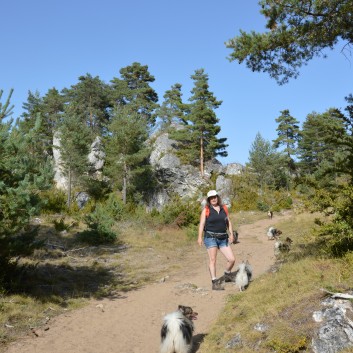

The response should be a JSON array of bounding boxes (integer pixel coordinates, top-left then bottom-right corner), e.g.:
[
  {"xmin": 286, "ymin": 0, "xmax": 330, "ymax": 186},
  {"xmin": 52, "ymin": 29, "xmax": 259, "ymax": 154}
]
[{"xmin": 204, "ymin": 236, "xmax": 229, "ymax": 249}]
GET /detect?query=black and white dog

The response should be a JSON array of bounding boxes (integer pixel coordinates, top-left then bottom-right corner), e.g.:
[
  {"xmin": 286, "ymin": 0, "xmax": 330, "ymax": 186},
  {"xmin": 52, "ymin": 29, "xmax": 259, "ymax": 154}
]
[
  {"xmin": 160, "ymin": 305, "xmax": 198, "ymax": 353},
  {"xmin": 234, "ymin": 260, "xmax": 253, "ymax": 291},
  {"xmin": 267, "ymin": 226, "xmax": 282, "ymax": 240}
]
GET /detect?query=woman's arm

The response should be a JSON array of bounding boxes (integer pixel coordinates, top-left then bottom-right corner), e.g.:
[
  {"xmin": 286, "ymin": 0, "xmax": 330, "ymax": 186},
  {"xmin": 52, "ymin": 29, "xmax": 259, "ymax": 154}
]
[
  {"xmin": 228, "ymin": 217, "xmax": 234, "ymax": 243},
  {"xmin": 197, "ymin": 208, "xmax": 206, "ymax": 246}
]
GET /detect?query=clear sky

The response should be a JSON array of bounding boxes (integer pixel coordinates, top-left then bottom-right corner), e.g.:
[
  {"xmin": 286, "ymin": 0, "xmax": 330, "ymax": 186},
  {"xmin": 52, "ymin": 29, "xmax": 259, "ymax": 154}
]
[{"xmin": 2, "ymin": 0, "xmax": 352, "ymax": 165}]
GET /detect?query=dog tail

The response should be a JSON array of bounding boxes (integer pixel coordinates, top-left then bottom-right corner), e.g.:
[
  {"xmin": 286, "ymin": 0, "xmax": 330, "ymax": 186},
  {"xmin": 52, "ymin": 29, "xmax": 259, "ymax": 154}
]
[{"xmin": 160, "ymin": 313, "xmax": 193, "ymax": 353}]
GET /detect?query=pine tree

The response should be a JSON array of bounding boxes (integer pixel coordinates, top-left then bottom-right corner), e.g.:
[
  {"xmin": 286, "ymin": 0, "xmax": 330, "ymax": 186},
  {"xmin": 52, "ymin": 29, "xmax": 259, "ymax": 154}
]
[
  {"xmin": 248, "ymin": 132, "xmax": 286, "ymax": 190},
  {"xmin": 156, "ymin": 83, "xmax": 189, "ymax": 130},
  {"xmin": 328, "ymin": 95, "xmax": 353, "ymax": 183},
  {"xmin": 171, "ymin": 69, "xmax": 227, "ymax": 176},
  {"xmin": 62, "ymin": 74, "xmax": 111, "ymax": 136},
  {"xmin": 0, "ymin": 90, "xmax": 52, "ymax": 274},
  {"xmin": 273, "ymin": 109, "xmax": 301, "ymax": 172},
  {"xmin": 104, "ymin": 106, "xmax": 151, "ymax": 204},
  {"xmin": 0, "ymin": 89, "xmax": 14, "ymax": 119},
  {"xmin": 18, "ymin": 88, "xmax": 64, "ymax": 158},
  {"xmin": 110, "ymin": 62, "xmax": 159, "ymax": 127},
  {"xmin": 227, "ymin": 0, "xmax": 353, "ymax": 84},
  {"xmin": 59, "ymin": 112, "xmax": 91, "ymax": 208},
  {"xmin": 297, "ymin": 108, "xmax": 346, "ymax": 184}
]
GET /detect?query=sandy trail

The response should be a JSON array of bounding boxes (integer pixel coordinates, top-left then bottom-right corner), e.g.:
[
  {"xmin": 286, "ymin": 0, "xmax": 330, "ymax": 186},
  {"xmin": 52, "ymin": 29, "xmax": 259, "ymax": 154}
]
[{"xmin": 5, "ymin": 212, "xmax": 291, "ymax": 353}]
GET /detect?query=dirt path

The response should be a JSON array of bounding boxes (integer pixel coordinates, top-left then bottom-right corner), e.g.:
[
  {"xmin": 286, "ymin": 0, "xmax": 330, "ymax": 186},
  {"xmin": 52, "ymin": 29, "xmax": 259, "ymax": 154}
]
[{"xmin": 5, "ymin": 212, "xmax": 292, "ymax": 353}]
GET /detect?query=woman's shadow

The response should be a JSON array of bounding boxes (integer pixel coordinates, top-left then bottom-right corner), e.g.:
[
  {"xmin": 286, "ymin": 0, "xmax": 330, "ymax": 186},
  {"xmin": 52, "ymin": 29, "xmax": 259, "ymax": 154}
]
[{"xmin": 191, "ymin": 333, "xmax": 207, "ymax": 352}]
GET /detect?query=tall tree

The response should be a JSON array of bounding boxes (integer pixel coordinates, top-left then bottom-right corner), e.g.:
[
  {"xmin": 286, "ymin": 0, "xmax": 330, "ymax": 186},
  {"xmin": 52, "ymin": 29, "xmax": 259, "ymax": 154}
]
[
  {"xmin": 110, "ymin": 62, "xmax": 159, "ymax": 127},
  {"xmin": 273, "ymin": 109, "xmax": 301, "ymax": 172},
  {"xmin": 62, "ymin": 74, "xmax": 111, "ymax": 136},
  {"xmin": 42, "ymin": 88, "xmax": 64, "ymax": 133},
  {"xmin": 58, "ymin": 112, "xmax": 91, "ymax": 208},
  {"xmin": 18, "ymin": 88, "xmax": 64, "ymax": 158},
  {"xmin": 248, "ymin": 132, "xmax": 286, "ymax": 190},
  {"xmin": 226, "ymin": 0, "xmax": 353, "ymax": 84},
  {"xmin": 104, "ymin": 106, "xmax": 151, "ymax": 204},
  {"xmin": 0, "ymin": 90, "xmax": 52, "ymax": 274},
  {"xmin": 297, "ymin": 108, "xmax": 346, "ymax": 179},
  {"xmin": 20, "ymin": 90, "xmax": 43, "ymax": 130},
  {"xmin": 171, "ymin": 69, "xmax": 228, "ymax": 176},
  {"xmin": 327, "ymin": 95, "xmax": 353, "ymax": 183},
  {"xmin": 156, "ymin": 83, "xmax": 189, "ymax": 129}
]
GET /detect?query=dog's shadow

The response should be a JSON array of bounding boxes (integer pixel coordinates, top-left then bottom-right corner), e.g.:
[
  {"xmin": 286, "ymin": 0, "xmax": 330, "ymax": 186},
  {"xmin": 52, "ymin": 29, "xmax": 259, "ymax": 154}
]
[{"xmin": 191, "ymin": 333, "xmax": 207, "ymax": 352}]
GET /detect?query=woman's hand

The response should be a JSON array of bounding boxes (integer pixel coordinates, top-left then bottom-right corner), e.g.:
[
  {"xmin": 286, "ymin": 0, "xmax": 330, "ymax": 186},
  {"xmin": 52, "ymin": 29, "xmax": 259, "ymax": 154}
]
[
  {"xmin": 228, "ymin": 234, "xmax": 234, "ymax": 245},
  {"xmin": 197, "ymin": 236, "xmax": 203, "ymax": 246}
]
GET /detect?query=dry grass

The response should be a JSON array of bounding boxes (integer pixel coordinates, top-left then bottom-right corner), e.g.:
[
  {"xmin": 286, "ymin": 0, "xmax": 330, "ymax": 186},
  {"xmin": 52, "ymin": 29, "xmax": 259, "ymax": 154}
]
[
  {"xmin": 232, "ymin": 210, "xmax": 270, "ymax": 228},
  {"xmin": 0, "ymin": 216, "xmax": 194, "ymax": 351}
]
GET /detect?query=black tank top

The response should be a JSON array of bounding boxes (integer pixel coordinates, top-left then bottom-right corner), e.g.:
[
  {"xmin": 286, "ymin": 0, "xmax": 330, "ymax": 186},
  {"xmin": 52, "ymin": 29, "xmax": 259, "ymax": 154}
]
[{"xmin": 205, "ymin": 206, "xmax": 228, "ymax": 233}]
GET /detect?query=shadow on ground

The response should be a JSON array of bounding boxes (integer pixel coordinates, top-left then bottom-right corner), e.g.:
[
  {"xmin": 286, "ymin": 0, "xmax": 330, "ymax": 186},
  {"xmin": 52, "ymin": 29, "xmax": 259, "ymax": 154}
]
[
  {"xmin": 1, "ymin": 224, "xmax": 137, "ymax": 301},
  {"xmin": 192, "ymin": 333, "xmax": 207, "ymax": 352}
]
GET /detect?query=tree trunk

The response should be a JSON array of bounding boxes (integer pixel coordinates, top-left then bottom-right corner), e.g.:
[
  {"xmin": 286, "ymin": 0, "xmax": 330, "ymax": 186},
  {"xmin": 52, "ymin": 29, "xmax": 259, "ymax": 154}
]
[
  {"xmin": 67, "ymin": 167, "xmax": 72, "ymax": 208},
  {"xmin": 123, "ymin": 162, "xmax": 127, "ymax": 205},
  {"xmin": 200, "ymin": 134, "xmax": 204, "ymax": 176}
]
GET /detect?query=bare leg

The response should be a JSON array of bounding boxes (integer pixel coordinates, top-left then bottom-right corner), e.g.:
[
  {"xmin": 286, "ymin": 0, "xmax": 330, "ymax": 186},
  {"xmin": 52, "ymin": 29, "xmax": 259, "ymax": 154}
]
[
  {"xmin": 206, "ymin": 247, "xmax": 218, "ymax": 279},
  {"xmin": 219, "ymin": 245, "xmax": 235, "ymax": 272}
]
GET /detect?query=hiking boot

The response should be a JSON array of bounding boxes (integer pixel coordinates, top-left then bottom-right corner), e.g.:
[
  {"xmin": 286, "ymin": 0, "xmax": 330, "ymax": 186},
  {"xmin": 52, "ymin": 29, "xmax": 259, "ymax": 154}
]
[
  {"xmin": 212, "ymin": 279, "xmax": 225, "ymax": 290},
  {"xmin": 224, "ymin": 272, "xmax": 234, "ymax": 283}
]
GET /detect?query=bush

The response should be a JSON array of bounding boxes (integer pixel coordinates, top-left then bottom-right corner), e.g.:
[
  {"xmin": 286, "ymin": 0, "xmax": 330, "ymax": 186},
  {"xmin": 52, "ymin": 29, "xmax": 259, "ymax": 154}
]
[
  {"xmin": 40, "ymin": 188, "xmax": 67, "ymax": 214},
  {"xmin": 78, "ymin": 204, "xmax": 118, "ymax": 245},
  {"xmin": 313, "ymin": 186, "xmax": 353, "ymax": 257},
  {"xmin": 161, "ymin": 197, "xmax": 200, "ymax": 228},
  {"xmin": 53, "ymin": 217, "xmax": 77, "ymax": 232},
  {"xmin": 104, "ymin": 192, "xmax": 125, "ymax": 221}
]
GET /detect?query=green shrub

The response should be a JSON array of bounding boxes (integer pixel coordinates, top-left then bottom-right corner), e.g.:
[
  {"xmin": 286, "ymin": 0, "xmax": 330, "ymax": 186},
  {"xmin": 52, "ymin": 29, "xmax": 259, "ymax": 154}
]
[
  {"xmin": 105, "ymin": 192, "xmax": 125, "ymax": 220},
  {"xmin": 53, "ymin": 217, "xmax": 77, "ymax": 232},
  {"xmin": 40, "ymin": 188, "xmax": 67, "ymax": 214},
  {"xmin": 78, "ymin": 204, "xmax": 117, "ymax": 245},
  {"xmin": 161, "ymin": 197, "xmax": 200, "ymax": 227},
  {"xmin": 313, "ymin": 185, "xmax": 353, "ymax": 257},
  {"xmin": 186, "ymin": 224, "xmax": 198, "ymax": 240}
]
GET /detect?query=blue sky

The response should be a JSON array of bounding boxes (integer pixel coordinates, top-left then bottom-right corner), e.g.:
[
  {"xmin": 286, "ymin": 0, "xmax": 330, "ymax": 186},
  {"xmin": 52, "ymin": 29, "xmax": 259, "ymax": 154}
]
[{"xmin": 1, "ymin": 0, "xmax": 352, "ymax": 165}]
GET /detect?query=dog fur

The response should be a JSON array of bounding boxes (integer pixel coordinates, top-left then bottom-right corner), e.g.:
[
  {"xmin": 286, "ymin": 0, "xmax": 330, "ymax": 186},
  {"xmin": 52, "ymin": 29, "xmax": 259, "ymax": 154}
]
[
  {"xmin": 274, "ymin": 237, "xmax": 293, "ymax": 256},
  {"xmin": 160, "ymin": 305, "xmax": 198, "ymax": 353},
  {"xmin": 234, "ymin": 261, "xmax": 252, "ymax": 291},
  {"xmin": 267, "ymin": 210, "xmax": 273, "ymax": 219},
  {"xmin": 267, "ymin": 226, "xmax": 282, "ymax": 240}
]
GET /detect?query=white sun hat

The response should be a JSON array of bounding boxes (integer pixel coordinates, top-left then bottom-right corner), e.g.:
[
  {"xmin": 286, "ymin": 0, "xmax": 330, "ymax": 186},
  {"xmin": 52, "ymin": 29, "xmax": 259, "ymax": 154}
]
[{"xmin": 207, "ymin": 190, "xmax": 218, "ymax": 198}]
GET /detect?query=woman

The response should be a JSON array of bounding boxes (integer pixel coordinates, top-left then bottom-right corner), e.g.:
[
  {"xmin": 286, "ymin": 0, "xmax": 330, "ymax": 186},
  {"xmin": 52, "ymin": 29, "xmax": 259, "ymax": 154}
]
[{"xmin": 198, "ymin": 190, "xmax": 235, "ymax": 290}]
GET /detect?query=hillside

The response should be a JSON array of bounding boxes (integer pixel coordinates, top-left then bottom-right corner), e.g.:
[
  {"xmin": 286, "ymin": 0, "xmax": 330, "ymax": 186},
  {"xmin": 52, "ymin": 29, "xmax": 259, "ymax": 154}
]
[{"xmin": 3, "ymin": 211, "xmax": 292, "ymax": 353}]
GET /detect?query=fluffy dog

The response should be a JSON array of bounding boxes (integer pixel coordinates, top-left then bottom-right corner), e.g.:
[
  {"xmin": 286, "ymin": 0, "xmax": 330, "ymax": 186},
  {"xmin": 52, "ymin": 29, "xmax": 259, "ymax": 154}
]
[
  {"xmin": 234, "ymin": 261, "xmax": 252, "ymax": 291},
  {"xmin": 274, "ymin": 237, "xmax": 293, "ymax": 256},
  {"xmin": 160, "ymin": 305, "xmax": 198, "ymax": 353},
  {"xmin": 267, "ymin": 226, "xmax": 282, "ymax": 240}
]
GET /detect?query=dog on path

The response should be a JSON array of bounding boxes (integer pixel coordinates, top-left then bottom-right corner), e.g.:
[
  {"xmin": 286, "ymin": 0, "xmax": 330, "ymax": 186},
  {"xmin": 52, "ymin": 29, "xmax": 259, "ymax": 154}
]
[
  {"xmin": 234, "ymin": 261, "xmax": 252, "ymax": 291},
  {"xmin": 267, "ymin": 226, "xmax": 282, "ymax": 240},
  {"xmin": 160, "ymin": 305, "xmax": 198, "ymax": 353},
  {"xmin": 274, "ymin": 237, "xmax": 293, "ymax": 256}
]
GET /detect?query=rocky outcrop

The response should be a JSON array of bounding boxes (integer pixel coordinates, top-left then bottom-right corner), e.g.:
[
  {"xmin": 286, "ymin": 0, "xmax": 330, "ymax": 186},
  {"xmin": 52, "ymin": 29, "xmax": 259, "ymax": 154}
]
[
  {"xmin": 53, "ymin": 131, "xmax": 67, "ymax": 190},
  {"xmin": 88, "ymin": 136, "xmax": 105, "ymax": 173},
  {"xmin": 53, "ymin": 134, "xmax": 105, "ymax": 191},
  {"xmin": 312, "ymin": 294, "xmax": 353, "ymax": 353},
  {"xmin": 148, "ymin": 129, "xmax": 243, "ymax": 210},
  {"xmin": 52, "ymin": 128, "xmax": 244, "ymax": 208}
]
